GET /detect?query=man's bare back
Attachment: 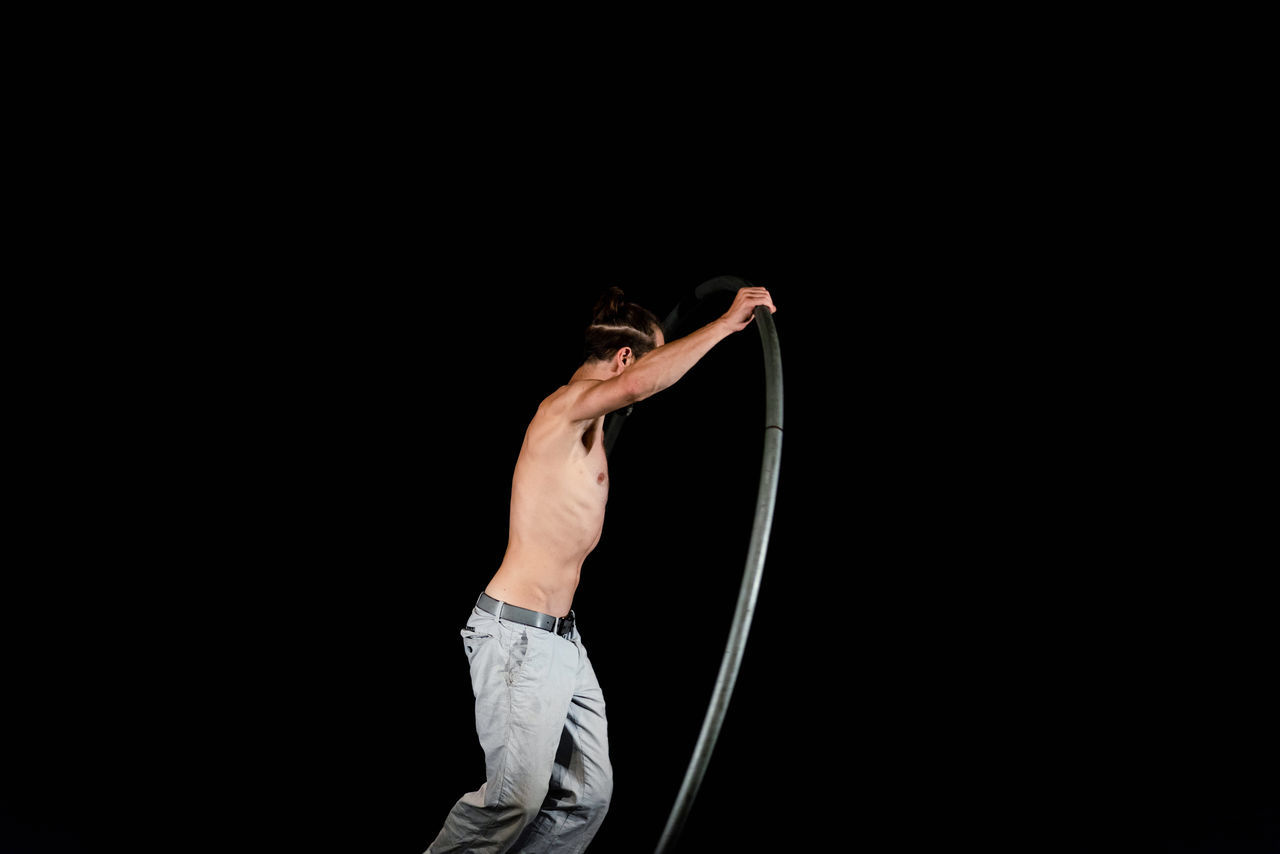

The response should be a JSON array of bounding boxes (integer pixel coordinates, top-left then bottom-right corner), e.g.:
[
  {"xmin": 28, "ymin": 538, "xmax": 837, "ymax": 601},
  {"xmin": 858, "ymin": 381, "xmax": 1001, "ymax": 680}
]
[{"xmin": 484, "ymin": 286, "xmax": 775, "ymax": 618}]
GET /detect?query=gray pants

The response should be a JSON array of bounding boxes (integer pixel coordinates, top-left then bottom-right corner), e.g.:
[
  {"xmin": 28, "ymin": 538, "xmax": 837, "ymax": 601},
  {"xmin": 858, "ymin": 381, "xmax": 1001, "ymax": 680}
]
[{"xmin": 427, "ymin": 606, "xmax": 613, "ymax": 854}]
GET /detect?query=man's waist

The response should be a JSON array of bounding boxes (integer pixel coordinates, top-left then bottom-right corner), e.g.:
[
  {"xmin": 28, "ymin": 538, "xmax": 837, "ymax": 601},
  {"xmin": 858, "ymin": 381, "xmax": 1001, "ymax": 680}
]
[{"xmin": 476, "ymin": 591, "xmax": 575, "ymax": 638}]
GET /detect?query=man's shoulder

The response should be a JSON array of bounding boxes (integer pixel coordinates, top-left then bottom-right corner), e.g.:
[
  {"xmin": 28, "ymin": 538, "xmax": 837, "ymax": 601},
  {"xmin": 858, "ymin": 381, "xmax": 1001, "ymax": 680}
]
[
  {"xmin": 533, "ymin": 381, "xmax": 601, "ymax": 428},
  {"xmin": 539, "ymin": 379, "xmax": 601, "ymax": 411}
]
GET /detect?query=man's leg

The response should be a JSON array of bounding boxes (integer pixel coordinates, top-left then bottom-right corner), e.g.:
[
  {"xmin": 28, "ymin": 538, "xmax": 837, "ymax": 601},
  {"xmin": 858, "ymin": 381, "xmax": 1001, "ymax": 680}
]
[
  {"xmin": 427, "ymin": 612, "xmax": 579, "ymax": 854},
  {"xmin": 513, "ymin": 628, "xmax": 613, "ymax": 854}
]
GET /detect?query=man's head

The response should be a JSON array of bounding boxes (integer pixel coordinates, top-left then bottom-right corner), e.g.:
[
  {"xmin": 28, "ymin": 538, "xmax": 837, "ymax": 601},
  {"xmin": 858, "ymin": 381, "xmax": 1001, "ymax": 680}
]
[{"xmin": 582, "ymin": 287, "xmax": 664, "ymax": 370}]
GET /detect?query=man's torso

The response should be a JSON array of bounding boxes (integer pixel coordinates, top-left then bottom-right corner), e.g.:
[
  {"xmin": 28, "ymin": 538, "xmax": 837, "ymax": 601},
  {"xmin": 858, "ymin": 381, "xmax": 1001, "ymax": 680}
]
[{"xmin": 485, "ymin": 381, "xmax": 609, "ymax": 617}]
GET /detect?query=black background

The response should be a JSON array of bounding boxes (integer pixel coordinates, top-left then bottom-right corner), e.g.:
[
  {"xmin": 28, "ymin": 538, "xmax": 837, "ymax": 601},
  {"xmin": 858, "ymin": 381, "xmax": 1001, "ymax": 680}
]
[{"xmin": 4, "ymin": 223, "xmax": 1276, "ymax": 854}]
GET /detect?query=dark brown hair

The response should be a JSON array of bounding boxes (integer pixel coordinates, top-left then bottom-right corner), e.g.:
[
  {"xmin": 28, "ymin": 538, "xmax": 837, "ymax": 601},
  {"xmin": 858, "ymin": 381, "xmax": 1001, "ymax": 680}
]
[{"xmin": 582, "ymin": 286, "xmax": 662, "ymax": 364}]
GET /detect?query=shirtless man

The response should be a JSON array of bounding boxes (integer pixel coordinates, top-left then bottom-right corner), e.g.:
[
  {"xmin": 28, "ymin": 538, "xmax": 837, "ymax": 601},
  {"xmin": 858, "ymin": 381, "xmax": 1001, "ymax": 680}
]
[{"xmin": 427, "ymin": 285, "xmax": 776, "ymax": 854}]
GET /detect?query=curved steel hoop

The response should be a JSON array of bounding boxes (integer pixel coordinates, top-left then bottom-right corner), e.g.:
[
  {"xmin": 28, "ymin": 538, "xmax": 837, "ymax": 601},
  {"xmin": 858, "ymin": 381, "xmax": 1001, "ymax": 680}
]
[{"xmin": 603, "ymin": 275, "xmax": 783, "ymax": 853}]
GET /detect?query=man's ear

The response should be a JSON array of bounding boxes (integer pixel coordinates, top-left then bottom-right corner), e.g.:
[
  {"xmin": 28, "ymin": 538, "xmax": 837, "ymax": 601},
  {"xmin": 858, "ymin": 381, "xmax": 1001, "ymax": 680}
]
[{"xmin": 616, "ymin": 346, "xmax": 633, "ymax": 368}]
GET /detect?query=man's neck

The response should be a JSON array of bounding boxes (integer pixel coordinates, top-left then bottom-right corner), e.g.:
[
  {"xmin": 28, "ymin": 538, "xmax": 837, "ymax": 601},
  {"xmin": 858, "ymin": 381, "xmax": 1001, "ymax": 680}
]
[{"xmin": 570, "ymin": 362, "xmax": 618, "ymax": 384}]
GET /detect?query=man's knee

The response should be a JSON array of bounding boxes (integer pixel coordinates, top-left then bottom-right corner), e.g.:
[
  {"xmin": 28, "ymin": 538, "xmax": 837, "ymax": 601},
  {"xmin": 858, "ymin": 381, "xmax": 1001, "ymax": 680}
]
[
  {"xmin": 497, "ymin": 777, "xmax": 551, "ymax": 825},
  {"xmin": 427, "ymin": 777, "xmax": 549, "ymax": 854}
]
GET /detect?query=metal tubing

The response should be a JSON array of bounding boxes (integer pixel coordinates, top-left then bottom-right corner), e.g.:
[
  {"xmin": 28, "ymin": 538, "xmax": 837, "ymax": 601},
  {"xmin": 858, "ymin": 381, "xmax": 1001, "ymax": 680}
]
[
  {"xmin": 653, "ymin": 297, "xmax": 783, "ymax": 853},
  {"xmin": 604, "ymin": 277, "xmax": 782, "ymax": 852}
]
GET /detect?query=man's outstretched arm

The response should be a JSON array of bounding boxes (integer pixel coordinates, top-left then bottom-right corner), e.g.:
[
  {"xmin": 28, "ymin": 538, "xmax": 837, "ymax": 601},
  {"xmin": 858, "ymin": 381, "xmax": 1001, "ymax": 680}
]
[{"xmin": 567, "ymin": 287, "xmax": 775, "ymax": 423}]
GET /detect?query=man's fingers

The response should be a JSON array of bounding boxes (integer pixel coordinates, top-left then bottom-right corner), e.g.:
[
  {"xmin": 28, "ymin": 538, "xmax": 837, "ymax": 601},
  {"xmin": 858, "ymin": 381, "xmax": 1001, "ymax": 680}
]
[
  {"xmin": 739, "ymin": 287, "xmax": 775, "ymax": 310},
  {"xmin": 725, "ymin": 287, "xmax": 775, "ymax": 329}
]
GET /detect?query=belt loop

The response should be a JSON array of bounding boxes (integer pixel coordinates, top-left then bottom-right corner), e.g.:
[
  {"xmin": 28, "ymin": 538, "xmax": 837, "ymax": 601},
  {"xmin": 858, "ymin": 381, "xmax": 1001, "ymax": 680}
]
[{"xmin": 495, "ymin": 600, "xmax": 504, "ymax": 621}]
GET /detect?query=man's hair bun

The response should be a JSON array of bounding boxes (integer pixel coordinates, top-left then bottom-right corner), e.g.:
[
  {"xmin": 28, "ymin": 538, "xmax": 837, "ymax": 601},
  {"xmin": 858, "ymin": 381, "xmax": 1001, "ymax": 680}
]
[{"xmin": 591, "ymin": 286, "xmax": 629, "ymax": 325}]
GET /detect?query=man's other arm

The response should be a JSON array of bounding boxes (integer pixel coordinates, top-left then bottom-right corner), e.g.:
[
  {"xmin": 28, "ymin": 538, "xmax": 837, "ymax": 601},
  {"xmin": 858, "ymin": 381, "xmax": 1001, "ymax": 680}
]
[{"xmin": 566, "ymin": 287, "xmax": 775, "ymax": 423}]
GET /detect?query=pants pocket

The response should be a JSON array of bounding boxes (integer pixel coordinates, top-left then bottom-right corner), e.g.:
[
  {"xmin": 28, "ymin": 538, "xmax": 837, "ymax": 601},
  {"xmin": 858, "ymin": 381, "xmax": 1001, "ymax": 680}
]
[{"xmin": 461, "ymin": 626, "xmax": 494, "ymax": 659}]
